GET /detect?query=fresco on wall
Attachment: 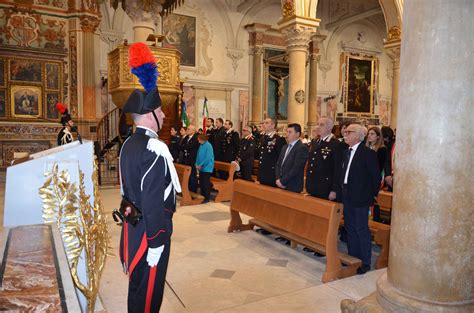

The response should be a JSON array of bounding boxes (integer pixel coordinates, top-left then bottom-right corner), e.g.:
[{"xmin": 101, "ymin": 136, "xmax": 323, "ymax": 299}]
[
  {"xmin": 11, "ymin": 85, "xmax": 42, "ymax": 118},
  {"xmin": 163, "ymin": 14, "xmax": 196, "ymax": 67},
  {"xmin": 46, "ymin": 63, "xmax": 60, "ymax": 89},
  {"xmin": 46, "ymin": 92, "xmax": 60, "ymax": 119},
  {"xmin": 2, "ymin": 10, "xmax": 66, "ymax": 50},
  {"xmin": 343, "ymin": 54, "xmax": 377, "ymax": 114}
]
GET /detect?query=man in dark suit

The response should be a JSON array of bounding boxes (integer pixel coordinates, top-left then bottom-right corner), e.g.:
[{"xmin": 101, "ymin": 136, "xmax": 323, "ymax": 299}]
[
  {"xmin": 205, "ymin": 117, "xmax": 216, "ymax": 146},
  {"xmin": 275, "ymin": 123, "xmax": 308, "ymax": 193},
  {"xmin": 222, "ymin": 120, "xmax": 240, "ymax": 163},
  {"xmin": 257, "ymin": 117, "xmax": 286, "ymax": 187},
  {"xmin": 235, "ymin": 126, "xmax": 255, "ymax": 181},
  {"xmin": 306, "ymin": 117, "xmax": 343, "ymax": 200},
  {"xmin": 340, "ymin": 123, "xmax": 381, "ymax": 274},
  {"xmin": 213, "ymin": 118, "xmax": 225, "ymax": 162},
  {"xmin": 182, "ymin": 125, "xmax": 199, "ymax": 192}
]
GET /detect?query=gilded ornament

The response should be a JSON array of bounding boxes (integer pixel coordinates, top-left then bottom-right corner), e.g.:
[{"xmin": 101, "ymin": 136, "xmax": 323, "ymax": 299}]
[
  {"xmin": 39, "ymin": 160, "xmax": 110, "ymax": 313},
  {"xmin": 387, "ymin": 26, "xmax": 401, "ymax": 41},
  {"xmin": 282, "ymin": 1, "xmax": 296, "ymax": 18}
]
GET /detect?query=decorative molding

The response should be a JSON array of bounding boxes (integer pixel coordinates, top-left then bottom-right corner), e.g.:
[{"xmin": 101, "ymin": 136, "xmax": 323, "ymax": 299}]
[
  {"xmin": 282, "ymin": 1, "xmax": 295, "ymax": 18},
  {"xmin": 249, "ymin": 46, "xmax": 264, "ymax": 56},
  {"xmin": 339, "ymin": 31, "xmax": 382, "ymax": 55},
  {"xmin": 387, "ymin": 26, "xmax": 401, "ymax": 42},
  {"xmin": 318, "ymin": 60, "xmax": 332, "ymax": 83},
  {"xmin": 69, "ymin": 31, "xmax": 78, "ymax": 117},
  {"xmin": 226, "ymin": 47, "xmax": 244, "ymax": 75},
  {"xmin": 99, "ymin": 29, "xmax": 124, "ymax": 51},
  {"xmin": 124, "ymin": 0, "xmax": 161, "ymax": 25},
  {"xmin": 79, "ymin": 15, "xmax": 101, "ymax": 33}
]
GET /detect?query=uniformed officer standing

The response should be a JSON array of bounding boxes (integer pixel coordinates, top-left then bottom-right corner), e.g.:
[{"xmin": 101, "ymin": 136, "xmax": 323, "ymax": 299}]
[
  {"xmin": 205, "ymin": 117, "xmax": 216, "ymax": 146},
  {"xmin": 119, "ymin": 42, "xmax": 181, "ymax": 313},
  {"xmin": 169, "ymin": 127, "xmax": 180, "ymax": 162},
  {"xmin": 235, "ymin": 126, "xmax": 255, "ymax": 181},
  {"xmin": 305, "ymin": 117, "xmax": 343, "ymax": 200},
  {"xmin": 257, "ymin": 117, "xmax": 286, "ymax": 187},
  {"xmin": 222, "ymin": 120, "xmax": 240, "ymax": 163},
  {"xmin": 182, "ymin": 125, "xmax": 199, "ymax": 192},
  {"xmin": 213, "ymin": 118, "xmax": 225, "ymax": 162},
  {"xmin": 56, "ymin": 103, "xmax": 74, "ymax": 146}
]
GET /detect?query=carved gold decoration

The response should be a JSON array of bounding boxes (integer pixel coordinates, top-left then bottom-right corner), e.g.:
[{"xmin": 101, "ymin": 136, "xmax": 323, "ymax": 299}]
[
  {"xmin": 108, "ymin": 44, "xmax": 181, "ymax": 108},
  {"xmin": 39, "ymin": 160, "xmax": 109, "ymax": 313},
  {"xmin": 282, "ymin": 1, "xmax": 296, "ymax": 18},
  {"xmin": 387, "ymin": 26, "xmax": 401, "ymax": 41},
  {"xmin": 79, "ymin": 15, "xmax": 101, "ymax": 33}
]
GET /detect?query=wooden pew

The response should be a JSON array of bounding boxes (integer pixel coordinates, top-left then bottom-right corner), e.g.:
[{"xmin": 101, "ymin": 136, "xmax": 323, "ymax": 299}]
[
  {"xmin": 210, "ymin": 161, "xmax": 237, "ymax": 202},
  {"xmin": 174, "ymin": 163, "xmax": 203, "ymax": 206},
  {"xmin": 371, "ymin": 191, "xmax": 392, "ymax": 269},
  {"xmin": 228, "ymin": 179, "xmax": 361, "ymax": 283}
]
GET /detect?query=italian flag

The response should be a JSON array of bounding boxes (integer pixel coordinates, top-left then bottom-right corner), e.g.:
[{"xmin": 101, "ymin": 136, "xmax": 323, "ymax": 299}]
[
  {"xmin": 181, "ymin": 100, "xmax": 190, "ymax": 127},
  {"xmin": 202, "ymin": 97, "xmax": 209, "ymax": 133}
]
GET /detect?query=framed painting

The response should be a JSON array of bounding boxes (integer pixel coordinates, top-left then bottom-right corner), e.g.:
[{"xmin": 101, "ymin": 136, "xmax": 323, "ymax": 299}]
[
  {"xmin": 11, "ymin": 85, "xmax": 42, "ymax": 118},
  {"xmin": 0, "ymin": 90, "xmax": 6, "ymax": 118},
  {"xmin": 46, "ymin": 92, "xmax": 60, "ymax": 119},
  {"xmin": 45, "ymin": 63, "xmax": 60, "ymax": 90},
  {"xmin": 266, "ymin": 65, "xmax": 289, "ymax": 120},
  {"xmin": 0, "ymin": 58, "xmax": 5, "ymax": 87},
  {"xmin": 342, "ymin": 53, "xmax": 378, "ymax": 114},
  {"xmin": 163, "ymin": 13, "xmax": 196, "ymax": 67},
  {"xmin": 9, "ymin": 59, "xmax": 42, "ymax": 82}
]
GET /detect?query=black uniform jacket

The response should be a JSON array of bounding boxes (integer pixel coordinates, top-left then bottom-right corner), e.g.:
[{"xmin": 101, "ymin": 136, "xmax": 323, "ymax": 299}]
[
  {"xmin": 206, "ymin": 127, "xmax": 216, "ymax": 146},
  {"xmin": 169, "ymin": 135, "xmax": 180, "ymax": 161},
  {"xmin": 257, "ymin": 132, "xmax": 286, "ymax": 185},
  {"xmin": 305, "ymin": 135, "xmax": 344, "ymax": 198},
  {"xmin": 119, "ymin": 127, "xmax": 177, "ymax": 276},
  {"xmin": 182, "ymin": 133, "xmax": 199, "ymax": 166},
  {"xmin": 57, "ymin": 127, "xmax": 73, "ymax": 146},
  {"xmin": 222, "ymin": 129, "xmax": 240, "ymax": 162},
  {"xmin": 213, "ymin": 127, "xmax": 226, "ymax": 161},
  {"xmin": 237, "ymin": 136, "xmax": 255, "ymax": 165}
]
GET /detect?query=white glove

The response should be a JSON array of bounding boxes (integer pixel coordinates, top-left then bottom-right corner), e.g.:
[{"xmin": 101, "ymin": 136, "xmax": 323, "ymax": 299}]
[{"xmin": 146, "ymin": 245, "xmax": 164, "ymax": 267}]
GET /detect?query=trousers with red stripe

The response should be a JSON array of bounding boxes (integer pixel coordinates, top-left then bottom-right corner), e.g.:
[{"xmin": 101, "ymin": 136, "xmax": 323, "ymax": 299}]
[{"xmin": 127, "ymin": 240, "xmax": 171, "ymax": 313}]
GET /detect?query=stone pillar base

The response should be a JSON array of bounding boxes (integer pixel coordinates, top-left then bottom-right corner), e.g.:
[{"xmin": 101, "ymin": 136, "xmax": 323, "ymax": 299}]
[{"xmin": 341, "ymin": 273, "xmax": 474, "ymax": 313}]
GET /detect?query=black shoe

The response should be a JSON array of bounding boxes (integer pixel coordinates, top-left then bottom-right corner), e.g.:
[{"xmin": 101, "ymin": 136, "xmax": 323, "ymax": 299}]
[
  {"xmin": 357, "ymin": 265, "xmax": 370, "ymax": 275},
  {"xmin": 313, "ymin": 252, "xmax": 324, "ymax": 257},
  {"xmin": 303, "ymin": 247, "xmax": 314, "ymax": 253},
  {"xmin": 256, "ymin": 229, "xmax": 272, "ymax": 235},
  {"xmin": 201, "ymin": 199, "xmax": 210, "ymax": 204},
  {"xmin": 275, "ymin": 237, "xmax": 291, "ymax": 245}
]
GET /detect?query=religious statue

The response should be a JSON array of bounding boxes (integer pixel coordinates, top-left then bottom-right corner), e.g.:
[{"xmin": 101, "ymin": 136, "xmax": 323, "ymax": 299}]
[{"xmin": 269, "ymin": 71, "xmax": 289, "ymax": 119}]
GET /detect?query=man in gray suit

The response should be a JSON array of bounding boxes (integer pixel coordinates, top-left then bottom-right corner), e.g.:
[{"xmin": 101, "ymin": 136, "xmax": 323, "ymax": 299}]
[{"xmin": 275, "ymin": 123, "xmax": 308, "ymax": 193}]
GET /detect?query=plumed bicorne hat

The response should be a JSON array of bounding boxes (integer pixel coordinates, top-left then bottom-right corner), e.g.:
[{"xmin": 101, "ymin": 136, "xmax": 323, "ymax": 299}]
[
  {"xmin": 56, "ymin": 102, "xmax": 72, "ymax": 126},
  {"xmin": 123, "ymin": 43, "xmax": 161, "ymax": 114}
]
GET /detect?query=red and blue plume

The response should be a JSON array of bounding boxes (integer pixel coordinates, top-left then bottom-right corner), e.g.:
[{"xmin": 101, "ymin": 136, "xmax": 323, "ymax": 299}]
[{"xmin": 128, "ymin": 42, "xmax": 158, "ymax": 93}]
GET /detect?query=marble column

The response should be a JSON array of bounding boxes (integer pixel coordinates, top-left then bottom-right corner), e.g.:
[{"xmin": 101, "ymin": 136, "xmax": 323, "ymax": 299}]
[
  {"xmin": 125, "ymin": 0, "xmax": 161, "ymax": 43},
  {"xmin": 307, "ymin": 34, "xmax": 325, "ymax": 128},
  {"xmin": 341, "ymin": 1, "xmax": 474, "ymax": 312},
  {"xmin": 282, "ymin": 27, "xmax": 313, "ymax": 127},
  {"xmin": 79, "ymin": 16, "xmax": 100, "ymax": 119},
  {"xmin": 384, "ymin": 28, "xmax": 401, "ymax": 129},
  {"xmin": 245, "ymin": 24, "xmax": 270, "ymax": 125},
  {"xmin": 250, "ymin": 46, "xmax": 264, "ymax": 124}
]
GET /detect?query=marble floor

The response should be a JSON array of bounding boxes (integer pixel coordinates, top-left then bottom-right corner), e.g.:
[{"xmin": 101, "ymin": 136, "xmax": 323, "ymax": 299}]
[{"xmin": 0, "ymin": 171, "xmax": 384, "ymax": 312}]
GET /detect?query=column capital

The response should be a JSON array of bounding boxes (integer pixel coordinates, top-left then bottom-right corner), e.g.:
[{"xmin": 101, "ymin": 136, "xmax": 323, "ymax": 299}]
[
  {"xmin": 278, "ymin": 17, "xmax": 319, "ymax": 53},
  {"xmin": 249, "ymin": 46, "xmax": 264, "ymax": 56},
  {"xmin": 80, "ymin": 15, "xmax": 101, "ymax": 33},
  {"xmin": 384, "ymin": 26, "xmax": 402, "ymax": 61}
]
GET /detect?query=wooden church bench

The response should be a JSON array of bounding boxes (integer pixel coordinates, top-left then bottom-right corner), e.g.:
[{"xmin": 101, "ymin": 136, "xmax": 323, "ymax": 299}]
[
  {"xmin": 210, "ymin": 161, "xmax": 237, "ymax": 202},
  {"xmin": 174, "ymin": 163, "xmax": 203, "ymax": 206},
  {"xmin": 228, "ymin": 179, "xmax": 361, "ymax": 283}
]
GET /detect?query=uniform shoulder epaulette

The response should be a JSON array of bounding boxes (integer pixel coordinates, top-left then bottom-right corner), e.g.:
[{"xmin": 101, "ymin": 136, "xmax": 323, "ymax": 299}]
[{"xmin": 146, "ymin": 137, "xmax": 173, "ymax": 160}]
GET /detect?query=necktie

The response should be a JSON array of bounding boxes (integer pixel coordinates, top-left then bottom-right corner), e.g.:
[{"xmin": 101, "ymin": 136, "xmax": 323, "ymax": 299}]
[{"xmin": 282, "ymin": 143, "xmax": 293, "ymax": 167}]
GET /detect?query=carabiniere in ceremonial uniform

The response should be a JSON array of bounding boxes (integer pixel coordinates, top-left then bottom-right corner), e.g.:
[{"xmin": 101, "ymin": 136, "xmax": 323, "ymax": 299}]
[
  {"xmin": 115, "ymin": 42, "xmax": 181, "ymax": 313},
  {"xmin": 257, "ymin": 131, "xmax": 286, "ymax": 187}
]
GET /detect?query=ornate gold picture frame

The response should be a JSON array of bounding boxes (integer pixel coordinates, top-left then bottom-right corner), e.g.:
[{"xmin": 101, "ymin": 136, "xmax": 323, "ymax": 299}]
[
  {"xmin": 10, "ymin": 85, "xmax": 42, "ymax": 118},
  {"xmin": 341, "ymin": 53, "xmax": 378, "ymax": 114}
]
